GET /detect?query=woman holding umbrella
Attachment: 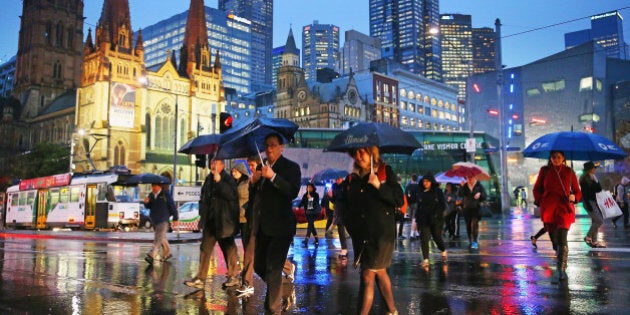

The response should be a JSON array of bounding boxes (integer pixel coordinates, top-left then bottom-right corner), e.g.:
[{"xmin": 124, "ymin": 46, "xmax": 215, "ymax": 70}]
[
  {"xmin": 339, "ymin": 146, "xmax": 403, "ymax": 315},
  {"xmin": 533, "ymin": 150, "xmax": 582, "ymax": 281}
]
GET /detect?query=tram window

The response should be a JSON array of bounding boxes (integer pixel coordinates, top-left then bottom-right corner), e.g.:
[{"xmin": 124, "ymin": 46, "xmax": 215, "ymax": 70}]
[
  {"xmin": 50, "ymin": 188, "xmax": 60, "ymax": 205},
  {"xmin": 70, "ymin": 186, "xmax": 81, "ymax": 202},
  {"xmin": 26, "ymin": 191, "xmax": 36, "ymax": 205},
  {"xmin": 59, "ymin": 187, "xmax": 69, "ymax": 204},
  {"xmin": 11, "ymin": 194, "xmax": 18, "ymax": 206}
]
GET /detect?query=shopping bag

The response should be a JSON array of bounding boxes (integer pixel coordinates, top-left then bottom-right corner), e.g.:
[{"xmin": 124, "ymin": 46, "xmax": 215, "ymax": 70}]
[{"xmin": 596, "ymin": 190, "xmax": 623, "ymax": 219}]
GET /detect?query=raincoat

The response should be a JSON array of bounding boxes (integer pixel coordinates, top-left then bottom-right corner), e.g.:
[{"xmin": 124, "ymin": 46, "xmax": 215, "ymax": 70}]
[{"xmin": 533, "ymin": 165, "xmax": 582, "ymax": 229}]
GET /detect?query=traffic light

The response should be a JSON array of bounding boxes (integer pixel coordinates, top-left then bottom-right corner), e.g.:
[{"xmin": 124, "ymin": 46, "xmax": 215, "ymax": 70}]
[
  {"xmin": 219, "ymin": 112, "xmax": 233, "ymax": 133},
  {"xmin": 195, "ymin": 154, "xmax": 206, "ymax": 168}
]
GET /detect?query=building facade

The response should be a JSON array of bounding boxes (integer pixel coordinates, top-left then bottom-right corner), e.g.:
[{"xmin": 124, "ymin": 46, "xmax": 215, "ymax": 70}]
[
  {"xmin": 565, "ymin": 10, "xmax": 628, "ymax": 60},
  {"xmin": 302, "ymin": 21, "xmax": 340, "ymax": 83},
  {"xmin": 472, "ymin": 27, "xmax": 496, "ymax": 75},
  {"xmin": 369, "ymin": 0, "xmax": 442, "ymax": 80},
  {"xmin": 219, "ymin": 0, "xmax": 273, "ymax": 89},
  {"xmin": 74, "ymin": 0, "xmax": 225, "ymax": 184},
  {"xmin": 468, "ymin": 41, "xmax": 630, "ymax": 191},
  {"xmin": 141, "ymin": 6, "xmax": 252, "ymax": 96},
  {"xmin": 337, "ymin": 30, "xmax": 381, "ymax": 76},
  {"xmin": 440, "ymin": 14, "xmax": 473, "ymax": 101}
]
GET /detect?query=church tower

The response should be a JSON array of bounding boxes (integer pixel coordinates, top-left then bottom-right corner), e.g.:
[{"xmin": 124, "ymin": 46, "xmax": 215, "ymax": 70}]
[
  {"xmin": 275, "ymin": 28, "xmax": 308, "ymax": 121},
  {"xmin": 75, "ymin": 0, "xmax": 146, "ymax": 172},
  {"xmin": 13, "ymin": 0, "xmax": 84, "ymax": 119}
]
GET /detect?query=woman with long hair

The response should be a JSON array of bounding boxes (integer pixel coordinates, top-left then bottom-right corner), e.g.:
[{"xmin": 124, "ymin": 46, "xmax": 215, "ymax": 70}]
[
  {"xmin": 533, "ymin": 150, "xmax": 582, "ymax": 280},
  {"xmin": 340, "ymin": 146, "xmax": 402, "ymax": 315}
]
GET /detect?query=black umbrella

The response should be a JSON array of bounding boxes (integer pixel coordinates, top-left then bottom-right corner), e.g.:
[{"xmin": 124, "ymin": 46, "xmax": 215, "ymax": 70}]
[
  {"xmin": 324, "ymin": 122, "xmax": 421, "ymax": 154},
  {"xmin": 215, "ymin": 117, "xmax": 299, "ymax": 159},
  {"xmin": 124, "ymin": 173, "xmax": 171, "ymax": 185},
  {"xmin": 178, "ymin": 134, "xmax": 222, "ymax": 155},
  {"xmin": 311, "ymin": 168, "xmax": 349, "ymax": 184}
]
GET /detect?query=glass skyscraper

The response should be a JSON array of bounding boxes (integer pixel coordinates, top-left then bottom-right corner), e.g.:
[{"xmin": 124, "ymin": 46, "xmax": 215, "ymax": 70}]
[
  {"xmin": 302, "ymin": 21, "xmax": 339, "ymax": 83},
  {"xmin": 565, "ymin": 10, "xmax": 628, "ymax": 60},
  {"xmin": 141, "ymin": 6, "xmax": 252, "ymax": 95},
  {"xmin": 440, "ymin": 14, "xmax": 473, "ymax": 101},
  {"xmin": 219, "ymin": 0, "xmax": 273, "ymax": 90},
  {"xmin": 369, "ymin": 0, "xmax": 441, "ymax": 80}
]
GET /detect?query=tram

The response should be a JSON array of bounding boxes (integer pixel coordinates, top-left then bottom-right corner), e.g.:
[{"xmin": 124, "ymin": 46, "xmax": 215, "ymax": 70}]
[{"xmin": 4, "ymin": 172, "xmax": 142, "ymax": 230}]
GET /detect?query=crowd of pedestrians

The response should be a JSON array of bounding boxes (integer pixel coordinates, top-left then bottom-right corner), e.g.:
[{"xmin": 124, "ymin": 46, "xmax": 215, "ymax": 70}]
[{"xmin": 139, "ymin": 142, "xmax": 630, "ymax": 313}]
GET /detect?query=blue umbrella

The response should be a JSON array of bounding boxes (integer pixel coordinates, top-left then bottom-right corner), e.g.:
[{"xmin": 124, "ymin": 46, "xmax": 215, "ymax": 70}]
[
  {"xmin": 215, "ymin": 117, "xmax": 299, "ymax": 159},
  {"xmin": 324, "ymin": 122, "xmax": 421, "ymax": 154},
  {"xmin": 124, "ymin": 173, "xmax": 171, "ymax": 185},
  {"xmin": 522, "ymin": 131, "xmax": 627, "ymax": 161},
  {"xmin": 311, "ymin": 168, "xmax": 349, "ymax": 184},
  {"xmin": 178, "ymin": 134, "xmax": 222, "ymax": 155}
]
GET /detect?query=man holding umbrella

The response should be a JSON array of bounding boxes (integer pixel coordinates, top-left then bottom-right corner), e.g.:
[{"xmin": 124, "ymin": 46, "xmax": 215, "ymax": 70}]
[
  {"xmin": 144, "ymin": 183, "xmax": 178, "ymax": 264},
  {"xmin": 253, "ymin": 133, "xmax": 301, "ymax": 314}
]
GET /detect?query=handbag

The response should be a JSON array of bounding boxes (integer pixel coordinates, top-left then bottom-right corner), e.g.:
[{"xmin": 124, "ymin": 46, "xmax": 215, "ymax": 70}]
[{"xmin": 596, "ymin": 190, "xmax": 623, "ymax": 219}]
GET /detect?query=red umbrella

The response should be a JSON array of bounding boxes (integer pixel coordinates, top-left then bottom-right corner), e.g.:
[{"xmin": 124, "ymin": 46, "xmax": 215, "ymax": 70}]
[{"xmin": 444, "ymin": 162, "xmax": 491, "ymax": 181}]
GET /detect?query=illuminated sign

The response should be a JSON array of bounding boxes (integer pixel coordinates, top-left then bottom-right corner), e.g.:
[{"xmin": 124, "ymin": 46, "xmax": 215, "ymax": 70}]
[
  {"xmin": 227, "ymin": 13, "xmax": 251, "ymax": 25},
  {"xmin": 19, "ymin": 173, "xmax": 72, "ymax": 190}
]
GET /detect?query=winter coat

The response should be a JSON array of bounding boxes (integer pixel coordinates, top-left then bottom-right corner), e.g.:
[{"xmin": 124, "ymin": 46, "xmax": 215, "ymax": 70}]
[
  {"xmin": 458, "ymin": 181, "xmax": 487, "ymax": 213},
  {"xmin": 236, "ymin": 177, "xmax": 249, "ymax": 224},
  {"xmin": 340, "ymin": 163, "xmax": 403, "ymax": 269},
  {"xmin": 300, "ymin": 191, "xmax": 320, "ymax": 216},
  {"xmin": 145, "ymin": 189, "xmax": 178, "ymax": 225},
  {"xmin": 415, "ymin": 174, "xmax": 446, "ymax": 225},
  {"xmin": 198, "ymin": 170, "xmax": 239, "ymax": 238},
  {"xmin": 533, "ymin": 165, "xmax": 582, "ymax": 229},
  {"xmin": 579, "ymin": 173, "xmax": 601, "ymax": 212}
]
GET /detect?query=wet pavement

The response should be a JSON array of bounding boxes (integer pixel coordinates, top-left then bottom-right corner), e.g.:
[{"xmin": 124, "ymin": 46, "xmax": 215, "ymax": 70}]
[{"xmin": 1, "ymin": 209, "xmax": 630, "ymax": 314}]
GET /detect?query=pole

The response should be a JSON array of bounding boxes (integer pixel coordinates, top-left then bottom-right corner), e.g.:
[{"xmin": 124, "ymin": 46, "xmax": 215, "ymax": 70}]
[
  {"xmin": 173, "ymin": 94, "xmax": 178, "ymax": 187},
  {"xmin": 495, "ymin": 19, "xmax": 510, "ymax": 213}
]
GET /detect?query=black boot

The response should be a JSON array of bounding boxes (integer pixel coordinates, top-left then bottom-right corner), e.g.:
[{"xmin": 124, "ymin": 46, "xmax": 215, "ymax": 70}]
[{"xmin": 557, "ymin": 245, "xmax": 568, "ymax": 280}]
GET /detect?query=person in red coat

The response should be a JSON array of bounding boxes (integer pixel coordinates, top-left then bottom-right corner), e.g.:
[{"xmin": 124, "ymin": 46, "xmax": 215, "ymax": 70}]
[{"xmin": 533, "ymin": 150, "xmax": 582, "ymax": 281}]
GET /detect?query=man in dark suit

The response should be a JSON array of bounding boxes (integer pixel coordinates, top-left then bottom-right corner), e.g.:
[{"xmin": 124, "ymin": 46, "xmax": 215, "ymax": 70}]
[
  {"xmin": 184, "ymin": 159, "xmax": 241, "ymax": 289},
  {"xmin": 253, "ymin": 133, "xmax": 301, "ymax": 314}
]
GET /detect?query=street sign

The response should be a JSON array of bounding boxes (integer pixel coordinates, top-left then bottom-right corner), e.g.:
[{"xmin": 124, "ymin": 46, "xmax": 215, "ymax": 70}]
[
  {"xmin": 506, "ymin": 147, "xmax": 521, "ymax": 151},
  {"xmin": 465, "ymin": 138, "xmax": 476, "ymax": 153}
]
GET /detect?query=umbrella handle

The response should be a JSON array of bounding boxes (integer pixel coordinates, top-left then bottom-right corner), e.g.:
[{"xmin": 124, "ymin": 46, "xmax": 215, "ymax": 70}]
[
  {"xmin": 255, "ymin": 142, "xmax": 264, "ymax": 165},
  {"xmin": 370, "ymin": 155, "xmax": 374, "ymax": 174}
]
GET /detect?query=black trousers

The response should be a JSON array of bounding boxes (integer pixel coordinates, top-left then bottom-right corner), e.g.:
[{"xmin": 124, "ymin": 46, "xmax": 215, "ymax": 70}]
[{"xmin": 254, "ymin": 232, "xmax": 293, "ymax": 313}]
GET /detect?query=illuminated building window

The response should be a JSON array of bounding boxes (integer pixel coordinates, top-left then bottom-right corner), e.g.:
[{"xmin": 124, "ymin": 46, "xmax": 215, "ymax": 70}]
[
  {"xmin": 541, "ymin": 79, "xmax": 565, "ymax": 92},
  {"xmin": 527, "ymin": 88, "xmax": 541, "ymax": 96},
  {"xmin": 579, "ymin": 77, "xmax": 593, "ymax": 91}
]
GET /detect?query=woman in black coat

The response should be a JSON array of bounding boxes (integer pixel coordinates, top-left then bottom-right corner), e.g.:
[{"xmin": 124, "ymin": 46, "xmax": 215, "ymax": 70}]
[
  {"xmin": 340, "ymin": 146, "xmax": 402, "ymax": 315},
  {"xmin": 300, "ymin": 182, "xmax": 320, "ymax": 246},
  {"xmin": 415, "ymin": 173, "xmax": 447, "ymax": 268},
  {"xmin": 458, "ymin": 176, "xmax": 487, "ymax": 250}
]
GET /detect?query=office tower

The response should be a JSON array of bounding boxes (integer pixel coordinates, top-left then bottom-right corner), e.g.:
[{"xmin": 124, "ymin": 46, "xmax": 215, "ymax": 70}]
[
  {"xmin": 302, "ymin": 21, "xmax": 339, "ymax": 82},
  {"xmin": 219, "ymin": 0, "xmax": 273, "ymax": 89},
  {"xmin": 338, "ymin": 30, "xmax": 381, "ymax": 76},
  {"xmin": 142, "ymin": 7, "xmax": 252, "ymax": 95},
  {"xmin": 565, "ymin": 10, "xmax": 628, "ymax": 59},
  {"xmin": 472, "ymin": 27, "xmax": 496, "ymax": 75},
  {"xmin": 369, "ymin": 0, "xmax": 441, "ymax": 80},
  {"xmin": 440, "ymin": 14, "xmax": 473, "ymax": 101}
]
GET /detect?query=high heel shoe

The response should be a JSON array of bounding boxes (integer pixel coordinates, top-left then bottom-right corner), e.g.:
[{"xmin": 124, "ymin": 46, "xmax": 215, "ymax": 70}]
[
  {"xmin": 530, "ymin": 236, "xmax": 537, "ymax": 248},
  {"xmin": 314, "ymin": 237, "xmax": 319, "ymax": 246}
]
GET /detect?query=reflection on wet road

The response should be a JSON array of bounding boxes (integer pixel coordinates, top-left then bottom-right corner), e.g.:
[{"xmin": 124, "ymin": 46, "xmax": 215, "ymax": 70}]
[{"xmin": 1, "ymin": 214, "xmax": 630, "ymax": 314}]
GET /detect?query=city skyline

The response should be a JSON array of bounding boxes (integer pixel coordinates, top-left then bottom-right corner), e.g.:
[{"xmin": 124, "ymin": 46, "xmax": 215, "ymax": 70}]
[{"xmin": 0, "ymin": 1, "xmax": 628, "ymax": 69}]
